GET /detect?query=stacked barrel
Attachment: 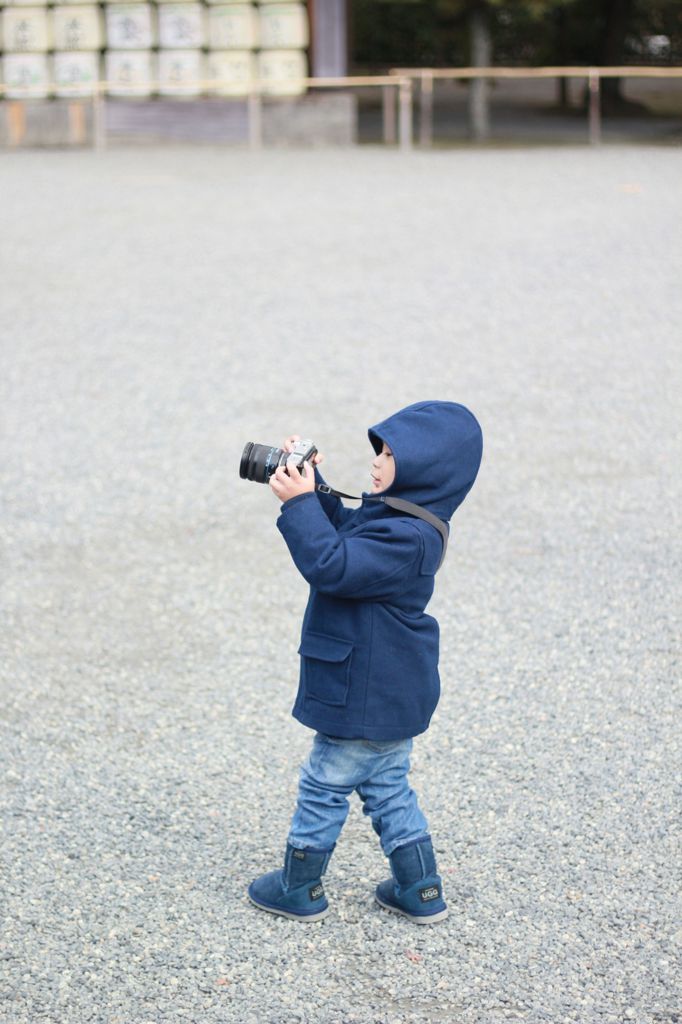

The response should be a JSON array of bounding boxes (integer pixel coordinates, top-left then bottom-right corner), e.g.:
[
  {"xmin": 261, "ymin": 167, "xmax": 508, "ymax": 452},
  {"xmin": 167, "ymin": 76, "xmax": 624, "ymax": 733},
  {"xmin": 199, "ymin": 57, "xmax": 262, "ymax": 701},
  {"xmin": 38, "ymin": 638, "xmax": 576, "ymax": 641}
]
[
  {"xmin": 1, "ymin": 0, "xmax": 49, "ymax": 98},
  {"xmin": 104, "ymin": 1, "xmax": 154, "ymax": 95},
  {"xmin": 0, "ymin": 0, "xmax": 309, "ymax": 99},
  {"xmin": 1, "ymin": 0, "xmax": 103, "ymax": 97},
  {"xmin": 53, "ymin": 1, "xmax": 103, "ymax": 95},
  {"xmin": 256, "ymin": 2, "xmax": 308, "ymax": 96}
]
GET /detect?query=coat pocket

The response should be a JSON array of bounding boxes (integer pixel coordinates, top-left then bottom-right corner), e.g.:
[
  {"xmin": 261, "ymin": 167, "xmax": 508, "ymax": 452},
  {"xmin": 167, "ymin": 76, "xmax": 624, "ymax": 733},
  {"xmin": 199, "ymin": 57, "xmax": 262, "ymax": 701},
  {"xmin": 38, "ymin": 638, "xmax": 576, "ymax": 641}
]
[{"xmin": 298, "ymin": 632, "xmax": 354, "ymax": 707}]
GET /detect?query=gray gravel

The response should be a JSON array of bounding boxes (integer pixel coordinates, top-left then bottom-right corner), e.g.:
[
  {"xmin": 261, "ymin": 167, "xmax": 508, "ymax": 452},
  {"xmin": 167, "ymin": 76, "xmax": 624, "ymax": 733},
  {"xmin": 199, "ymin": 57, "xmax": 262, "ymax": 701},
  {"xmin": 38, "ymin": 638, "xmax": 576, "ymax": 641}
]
[{"xmin": 1, "ymin": 145, "xmax": 681, "ymax": 1024}]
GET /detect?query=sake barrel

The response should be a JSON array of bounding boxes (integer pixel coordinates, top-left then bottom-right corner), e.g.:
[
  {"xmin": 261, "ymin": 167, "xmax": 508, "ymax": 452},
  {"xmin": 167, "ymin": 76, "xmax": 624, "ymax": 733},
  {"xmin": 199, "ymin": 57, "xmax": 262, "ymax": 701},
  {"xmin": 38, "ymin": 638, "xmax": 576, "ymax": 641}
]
[
  {"xmin": 257, "ymin": 49, "xmax": 306, "ymax": 97},
  {"xmin": 52, "ymin": 6, "xmax": 104, "ymax": 51},
  {"xmin": 207, "ymin": 5, "xmax": 257, "ymax": 50},
  {"xmin": 105, "ymin": 4, "xmax": 154, "ymax": 50},
  {"xmin": 2, "ymin": 53, "xmax": 50, "ymax": 96},
  {"xmin": 2, "ymin": 7, "xmax": 51, "ymax": 52},
  {"xmin": 53, "ymin": 51, "xmax": 99, "ymax": 95},
  {"xmin": 207, "ymin": 49, "xmax": 254, "ymax": 96},
  {"xmin": 158, "ymin": 4, "xmax": 205, "ymax": 49},
  {"xmin": 258, "ymin": 3, "xmax": 308, "ymax": 49},
  {"xmin": 157, "ymin": 49, "xmax": 203, "ymax": 96},
  {"xmin": 105, "ymin": 49, "xmax": 153, "ymax": 95}
]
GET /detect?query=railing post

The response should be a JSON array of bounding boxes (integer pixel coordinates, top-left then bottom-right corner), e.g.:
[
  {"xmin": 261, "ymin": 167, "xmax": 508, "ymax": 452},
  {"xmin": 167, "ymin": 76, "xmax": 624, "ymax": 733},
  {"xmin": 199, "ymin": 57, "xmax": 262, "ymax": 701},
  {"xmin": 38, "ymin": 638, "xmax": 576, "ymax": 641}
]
[
  {"xmin": 7, "ymin": 101, "xmax": 26, "ymax": 147},
  {"xmin": 68, "ymin": 101, "xmax": 86, "ymax": 145},
  {"xmin": 92, "ymin": 83, "xmax": 106, "ymax": 151},
  {"xmin": 382, "ymin": 82, "xmax": 396, "ymax": 145},
  {"xmin": 419, "ymin": 70, "xmax": 433, "ymax": 147},
  {"xmin": 588, "ymin": 68, "xmax": 601, "ymax": 145},
  {"xmin": 398, "ymin": 77, "xmax": 412, "ymax": 151},
  {"xmin": 248, "ymin": 88, "xmax": 263, "ymax": 150}
]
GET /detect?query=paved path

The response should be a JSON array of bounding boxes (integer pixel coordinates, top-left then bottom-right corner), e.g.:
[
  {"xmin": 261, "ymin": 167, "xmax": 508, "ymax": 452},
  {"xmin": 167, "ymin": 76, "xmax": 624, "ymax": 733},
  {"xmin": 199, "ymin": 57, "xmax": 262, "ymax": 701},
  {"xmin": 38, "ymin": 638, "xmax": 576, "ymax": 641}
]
[{"xmin": 1, "ymin": 146, "xmax": 681, "ymax": 1024}]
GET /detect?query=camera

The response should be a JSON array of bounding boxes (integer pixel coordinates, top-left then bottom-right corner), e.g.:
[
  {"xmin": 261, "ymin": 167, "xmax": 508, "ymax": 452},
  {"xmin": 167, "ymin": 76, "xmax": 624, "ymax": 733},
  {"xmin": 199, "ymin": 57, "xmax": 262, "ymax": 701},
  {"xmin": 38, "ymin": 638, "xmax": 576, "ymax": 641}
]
[{"xmin": 239, "ymin": 439, "xmax": 318, "ymax": 484}]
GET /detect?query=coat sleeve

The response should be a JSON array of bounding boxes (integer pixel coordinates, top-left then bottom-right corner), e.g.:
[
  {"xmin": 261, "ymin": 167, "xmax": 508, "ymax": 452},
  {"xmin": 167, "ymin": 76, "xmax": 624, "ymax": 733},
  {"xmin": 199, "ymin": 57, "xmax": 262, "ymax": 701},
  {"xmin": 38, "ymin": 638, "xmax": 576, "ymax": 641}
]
[
  {"xmin": 277, "ymin": 492, "xmax": 423, "ymax": 600},
  {"xmin": 312, "ymin": 466, "xmax": 355, "ymax": 529}
]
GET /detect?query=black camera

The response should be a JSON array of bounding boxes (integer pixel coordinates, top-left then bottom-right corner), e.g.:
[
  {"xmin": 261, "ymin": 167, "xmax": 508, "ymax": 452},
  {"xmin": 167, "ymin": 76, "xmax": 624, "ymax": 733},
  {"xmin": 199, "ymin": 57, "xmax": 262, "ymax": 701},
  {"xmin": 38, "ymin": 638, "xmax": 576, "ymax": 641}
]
[{"xmin": 239, "ymin": 439, "xmax": 318, "ymax": 484}]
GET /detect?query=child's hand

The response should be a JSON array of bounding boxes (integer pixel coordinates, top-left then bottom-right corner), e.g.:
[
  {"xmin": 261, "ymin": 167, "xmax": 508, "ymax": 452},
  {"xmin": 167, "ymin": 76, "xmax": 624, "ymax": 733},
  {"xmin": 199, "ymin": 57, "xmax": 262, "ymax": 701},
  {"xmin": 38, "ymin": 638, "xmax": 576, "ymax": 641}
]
[
  {"xmin": 282, "ymin": 435, "xmax": 324, "ymax": 466},
  {"xmin": 270, "ymin": 460, "xmax": 316, "ymax": 503}
]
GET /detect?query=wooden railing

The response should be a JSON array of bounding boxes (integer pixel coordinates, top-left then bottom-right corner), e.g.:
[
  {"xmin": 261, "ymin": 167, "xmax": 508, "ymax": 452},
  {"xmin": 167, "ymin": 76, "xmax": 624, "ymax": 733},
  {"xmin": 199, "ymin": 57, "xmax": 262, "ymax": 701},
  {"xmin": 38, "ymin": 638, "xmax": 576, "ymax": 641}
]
[
  {"xmin": 389, "ymin": 65, "xmax": 682, "ymax": 146},
  {"xmin": 0, "ymin": 75, "xmax": 415, "ymax": 151},
  {"xmin": 2, "ymin": 66, "xmax": 681, "ymax": 149}
]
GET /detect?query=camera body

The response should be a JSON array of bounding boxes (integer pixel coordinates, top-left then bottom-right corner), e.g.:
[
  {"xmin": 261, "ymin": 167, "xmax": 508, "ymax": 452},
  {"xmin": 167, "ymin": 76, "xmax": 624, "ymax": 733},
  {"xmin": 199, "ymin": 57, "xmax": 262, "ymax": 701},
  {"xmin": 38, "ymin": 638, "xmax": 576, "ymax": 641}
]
[
  {"xmin": 283, "ymin": 438, "xmax": 317, "ymax": 472},
  {"xmin": 240, "ymin": 439, "xmax": 317, "ymax": 484}
]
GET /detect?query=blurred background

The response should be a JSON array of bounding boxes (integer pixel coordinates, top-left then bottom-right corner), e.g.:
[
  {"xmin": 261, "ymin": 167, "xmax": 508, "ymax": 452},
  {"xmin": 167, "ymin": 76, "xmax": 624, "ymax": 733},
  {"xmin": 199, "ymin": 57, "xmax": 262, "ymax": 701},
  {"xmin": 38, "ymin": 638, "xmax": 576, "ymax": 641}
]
[
  {"xmin": 1, "ymin": 0, "xmax": 681, "ymax": 147},
  {"xmin": 352, "ymin": 0, "xmax": 682, "ymax": 78},
  {"xmin": 2, "ymin": 2, "xmax": 681, "ymax": 1022}
]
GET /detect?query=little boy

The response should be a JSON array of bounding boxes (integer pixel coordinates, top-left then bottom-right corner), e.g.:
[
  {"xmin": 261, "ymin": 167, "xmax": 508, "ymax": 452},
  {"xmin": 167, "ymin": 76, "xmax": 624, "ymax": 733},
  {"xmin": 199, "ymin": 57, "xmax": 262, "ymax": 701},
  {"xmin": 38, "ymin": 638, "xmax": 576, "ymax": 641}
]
[{"xmin": 248, "ymin": 400, "xmax": 483, "ymax": 924}]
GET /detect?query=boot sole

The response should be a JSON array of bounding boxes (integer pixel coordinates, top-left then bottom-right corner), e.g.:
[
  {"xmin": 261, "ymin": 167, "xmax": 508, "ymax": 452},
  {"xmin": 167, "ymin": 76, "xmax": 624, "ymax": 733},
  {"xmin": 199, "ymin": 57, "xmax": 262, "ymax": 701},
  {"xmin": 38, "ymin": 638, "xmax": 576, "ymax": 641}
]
[
  {"xmin": 248, "ymin": 893, "xmax": 330, "ymax": 923},
  {"xmin": 375, "ymin": 892, "xmax": 449, "ymax": 925}
]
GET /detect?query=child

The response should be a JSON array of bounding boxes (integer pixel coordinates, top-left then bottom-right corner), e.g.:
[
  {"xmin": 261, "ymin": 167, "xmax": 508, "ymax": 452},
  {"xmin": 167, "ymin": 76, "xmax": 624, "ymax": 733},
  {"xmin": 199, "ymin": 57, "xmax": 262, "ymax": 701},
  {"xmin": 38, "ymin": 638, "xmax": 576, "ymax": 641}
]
[{"xmin": 248, "ymin": 400, "xmax": 483, "ymax": 924}]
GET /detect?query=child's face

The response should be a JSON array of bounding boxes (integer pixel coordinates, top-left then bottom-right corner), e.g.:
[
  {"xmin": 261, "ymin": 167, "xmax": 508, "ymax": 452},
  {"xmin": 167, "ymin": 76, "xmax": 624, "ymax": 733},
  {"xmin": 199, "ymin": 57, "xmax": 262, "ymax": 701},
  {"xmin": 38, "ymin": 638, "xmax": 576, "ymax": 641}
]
[{"xmin": 370, "ymin": 442, "xmax": 395, "ymax": 493}]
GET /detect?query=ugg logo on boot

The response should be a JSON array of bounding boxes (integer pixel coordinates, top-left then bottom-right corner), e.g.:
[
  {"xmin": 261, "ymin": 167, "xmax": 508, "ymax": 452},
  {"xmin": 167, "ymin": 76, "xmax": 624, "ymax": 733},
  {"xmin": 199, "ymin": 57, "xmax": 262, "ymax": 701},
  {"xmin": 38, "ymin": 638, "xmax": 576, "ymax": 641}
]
[
  {"xmin": 309, "ymin": 883, "xmax": 324, "ymax": 901},
  {"xmin": 419, "ymin": 885, "xmax": 440, "ymax": 902},
  {"xmin": 293, "ymin": 850, "xmax": 306, "ymax": 860}
]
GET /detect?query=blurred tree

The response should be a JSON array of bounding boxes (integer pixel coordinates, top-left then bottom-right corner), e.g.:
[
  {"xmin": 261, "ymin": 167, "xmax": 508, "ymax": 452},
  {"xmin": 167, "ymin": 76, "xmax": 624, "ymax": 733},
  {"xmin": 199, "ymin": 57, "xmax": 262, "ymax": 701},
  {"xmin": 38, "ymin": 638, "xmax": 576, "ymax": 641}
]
[
  {"xmin": 559, "ymin": 0, "xmax": 682, "ymax": 108},
  {"xmin": 350, "ymin": 0, "xmax": 682, "ymax": 122},
  {"xmin": 437, "ymin": 0, "xmax": 577, "ymax": 136},
  {"xmin": 351, "ymin": 0, "xmax": 682, "ymax": 67},
  {"xmin": 468, "ymin": 2, "xmax": 492, "ymax": 137}
]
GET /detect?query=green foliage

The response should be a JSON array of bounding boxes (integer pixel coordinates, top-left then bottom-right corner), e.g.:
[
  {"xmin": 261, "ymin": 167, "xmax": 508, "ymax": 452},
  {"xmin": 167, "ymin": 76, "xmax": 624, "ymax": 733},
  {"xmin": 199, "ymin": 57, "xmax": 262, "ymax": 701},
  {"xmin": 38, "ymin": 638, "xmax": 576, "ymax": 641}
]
[
  {"xmin": 350, "ymin": 0, "xmax": 682, "ymax": 69},
  {"xmin": 352, "ymin": 0, "xmax": 462, "ymax": 67}
]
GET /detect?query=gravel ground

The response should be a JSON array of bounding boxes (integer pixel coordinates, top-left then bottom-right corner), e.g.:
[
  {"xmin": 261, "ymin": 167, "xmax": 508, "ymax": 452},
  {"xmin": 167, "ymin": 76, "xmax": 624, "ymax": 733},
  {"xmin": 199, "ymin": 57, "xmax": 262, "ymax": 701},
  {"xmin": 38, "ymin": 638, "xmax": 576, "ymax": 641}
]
[{"xmin": 1, "ymin": 145, "xmax": 681, "ymax": 1024}]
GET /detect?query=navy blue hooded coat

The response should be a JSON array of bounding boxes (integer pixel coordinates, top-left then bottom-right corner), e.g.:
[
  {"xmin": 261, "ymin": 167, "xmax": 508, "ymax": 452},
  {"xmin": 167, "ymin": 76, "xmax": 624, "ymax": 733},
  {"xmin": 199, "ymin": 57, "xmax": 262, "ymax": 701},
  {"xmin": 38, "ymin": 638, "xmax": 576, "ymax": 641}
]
[{"xmin": 277, "ymin": 401, "xmax": 483, "ymax": 741}]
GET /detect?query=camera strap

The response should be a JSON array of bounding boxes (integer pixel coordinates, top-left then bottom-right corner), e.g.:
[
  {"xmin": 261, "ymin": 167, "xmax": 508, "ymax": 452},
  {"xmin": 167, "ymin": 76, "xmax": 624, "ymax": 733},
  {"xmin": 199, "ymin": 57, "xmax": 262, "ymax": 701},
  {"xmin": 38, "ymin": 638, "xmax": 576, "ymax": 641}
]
[{"xmin": 316, "ymin": 484, "xmax": 448, "ymax": 571}]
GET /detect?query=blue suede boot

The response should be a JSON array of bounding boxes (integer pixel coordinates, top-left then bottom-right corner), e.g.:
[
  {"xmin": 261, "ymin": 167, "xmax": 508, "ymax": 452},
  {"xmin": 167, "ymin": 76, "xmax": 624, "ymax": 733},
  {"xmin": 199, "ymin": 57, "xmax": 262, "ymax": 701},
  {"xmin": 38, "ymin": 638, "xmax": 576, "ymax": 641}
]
[
  {"xmin": 248, "ymin": 842, "xmax": 334, "ymax": 922},
  {"xmin": 375, "ymin": 836, "xmax": 448, "ymax": 924}
]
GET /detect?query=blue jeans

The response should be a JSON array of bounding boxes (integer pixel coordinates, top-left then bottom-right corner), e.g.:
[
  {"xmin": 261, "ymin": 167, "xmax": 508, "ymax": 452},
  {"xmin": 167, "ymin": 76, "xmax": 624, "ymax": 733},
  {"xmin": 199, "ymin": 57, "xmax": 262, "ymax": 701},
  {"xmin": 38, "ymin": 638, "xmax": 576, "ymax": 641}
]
[{"xmin": 287, "ymin": 732, "xmax": 430, "ymax": 857}]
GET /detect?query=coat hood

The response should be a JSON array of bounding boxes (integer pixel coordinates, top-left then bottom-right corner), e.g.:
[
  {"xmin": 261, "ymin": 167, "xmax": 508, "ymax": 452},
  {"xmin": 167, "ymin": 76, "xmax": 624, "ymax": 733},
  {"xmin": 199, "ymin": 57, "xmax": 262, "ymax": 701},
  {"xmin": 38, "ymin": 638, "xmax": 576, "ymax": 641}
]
[{"xmin": 367, "ymin": 400, "xmax": 483, "ymax": 521}]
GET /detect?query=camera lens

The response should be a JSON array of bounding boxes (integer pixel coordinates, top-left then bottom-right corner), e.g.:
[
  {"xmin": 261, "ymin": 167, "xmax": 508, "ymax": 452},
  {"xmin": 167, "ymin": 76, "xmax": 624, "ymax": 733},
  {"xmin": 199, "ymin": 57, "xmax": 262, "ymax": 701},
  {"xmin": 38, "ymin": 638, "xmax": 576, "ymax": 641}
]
[{"xmin": 239, "ymin": 442, "xmax": 285, "ymax": 483}]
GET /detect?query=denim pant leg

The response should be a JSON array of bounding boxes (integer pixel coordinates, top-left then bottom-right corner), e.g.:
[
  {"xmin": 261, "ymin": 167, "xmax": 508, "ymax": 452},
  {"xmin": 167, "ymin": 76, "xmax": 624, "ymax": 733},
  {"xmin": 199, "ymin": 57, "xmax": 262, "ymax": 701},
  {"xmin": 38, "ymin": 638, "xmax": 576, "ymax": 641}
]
[
  {"xmin": 355, "ymin": 738, "xmax": 430, "ymax": 857},
  {"xmin": 288, "ymin": 733, "xmax": 430, "ymax": 858},
  {"xmin": 287, "ymin": 733, "xmax": 359, "ymax": 851}
]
